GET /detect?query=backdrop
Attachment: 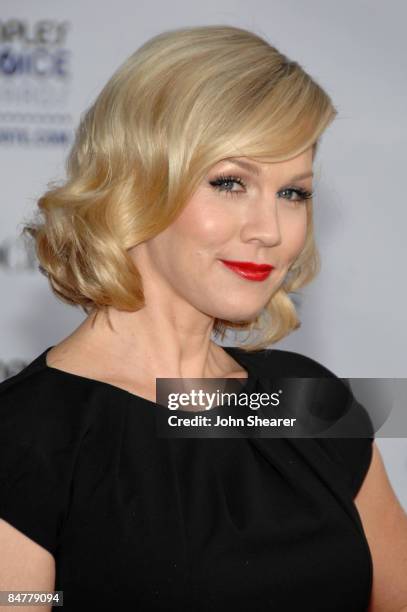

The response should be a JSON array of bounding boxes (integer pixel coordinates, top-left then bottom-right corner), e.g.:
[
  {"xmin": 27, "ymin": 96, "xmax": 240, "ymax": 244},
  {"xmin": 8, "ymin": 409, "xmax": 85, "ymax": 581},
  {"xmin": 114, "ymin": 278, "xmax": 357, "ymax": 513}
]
[{"xmin": 1, "ymin": 0, "xmax": 406, "ymax": 508}]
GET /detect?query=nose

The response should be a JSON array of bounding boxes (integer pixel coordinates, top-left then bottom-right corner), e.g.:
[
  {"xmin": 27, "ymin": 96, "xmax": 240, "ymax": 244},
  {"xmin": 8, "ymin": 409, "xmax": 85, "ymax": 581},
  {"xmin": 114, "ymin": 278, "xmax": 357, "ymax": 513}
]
[{"xmin": 241, "ymin": 196, "xmax": 282, "ymax": 247}]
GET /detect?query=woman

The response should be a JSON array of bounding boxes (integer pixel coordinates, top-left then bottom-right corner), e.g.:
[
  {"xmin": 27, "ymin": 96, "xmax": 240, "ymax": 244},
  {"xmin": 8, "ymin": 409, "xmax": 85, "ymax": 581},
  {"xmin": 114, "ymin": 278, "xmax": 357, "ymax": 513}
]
[{"xmin": 0, "ymin": 24, "xmax": 406, "ymax": 612}]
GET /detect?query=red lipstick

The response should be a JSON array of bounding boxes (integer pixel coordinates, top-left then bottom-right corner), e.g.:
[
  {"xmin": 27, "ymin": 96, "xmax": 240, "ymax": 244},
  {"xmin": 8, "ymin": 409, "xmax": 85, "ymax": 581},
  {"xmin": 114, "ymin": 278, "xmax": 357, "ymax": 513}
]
[{"xmin": 219, "ymin": 260, "xmax": 274, "ymax": 281}]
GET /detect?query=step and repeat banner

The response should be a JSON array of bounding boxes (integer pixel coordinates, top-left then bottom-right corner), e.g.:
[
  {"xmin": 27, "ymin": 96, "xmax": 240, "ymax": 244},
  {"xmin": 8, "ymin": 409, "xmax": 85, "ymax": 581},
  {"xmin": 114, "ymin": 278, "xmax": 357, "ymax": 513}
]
[{"xmin": 1, "ymin": 1, "xmax": 406, "ymax": 509}]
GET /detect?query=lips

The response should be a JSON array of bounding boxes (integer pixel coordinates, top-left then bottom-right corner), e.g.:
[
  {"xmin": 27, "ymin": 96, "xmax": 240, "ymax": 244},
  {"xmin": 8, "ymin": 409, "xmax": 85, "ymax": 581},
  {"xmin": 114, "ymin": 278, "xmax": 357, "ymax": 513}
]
[{"xmin": 219, "ymin": 259, "xmax": 274, "ymax": 281}]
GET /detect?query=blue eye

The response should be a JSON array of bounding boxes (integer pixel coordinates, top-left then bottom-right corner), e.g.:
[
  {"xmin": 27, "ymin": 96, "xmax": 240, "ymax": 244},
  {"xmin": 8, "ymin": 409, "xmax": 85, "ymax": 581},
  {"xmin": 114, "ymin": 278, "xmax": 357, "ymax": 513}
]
[
  {"xmin": 278, "ymin": 187, "xmax": 314, "ymax": 203},
  {"xmin": 209, "ymin": 174, "xmax": 313, "ymax": 203},
  {"xmin": 209, "ymin": 174, "xmax": 246, "ymax": 196}
]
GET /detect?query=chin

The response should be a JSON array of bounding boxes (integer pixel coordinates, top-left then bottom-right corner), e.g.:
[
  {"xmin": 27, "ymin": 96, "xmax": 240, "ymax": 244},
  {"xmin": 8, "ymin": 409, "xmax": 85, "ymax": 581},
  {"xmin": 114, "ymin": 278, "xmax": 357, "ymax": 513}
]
[{"xmin": 209, "ymin": 305, "xmax": 263, "ymax": 323}]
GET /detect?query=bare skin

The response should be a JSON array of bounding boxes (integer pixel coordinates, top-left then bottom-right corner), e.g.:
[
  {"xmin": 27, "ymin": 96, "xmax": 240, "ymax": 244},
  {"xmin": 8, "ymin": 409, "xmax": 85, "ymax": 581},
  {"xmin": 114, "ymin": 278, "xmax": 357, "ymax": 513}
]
[
  {"xmin": 46, "ymin": 148, "xmax": 312, "ymax": 403},
  {"xmin": 13, "ymin": 145, "xmax": 407, "ymax": 609}
]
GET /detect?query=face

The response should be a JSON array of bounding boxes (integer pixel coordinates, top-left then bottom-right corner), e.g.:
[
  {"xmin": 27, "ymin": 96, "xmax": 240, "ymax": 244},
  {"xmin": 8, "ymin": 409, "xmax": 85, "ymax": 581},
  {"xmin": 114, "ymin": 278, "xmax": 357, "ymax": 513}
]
[{"xmin": 130, "ymin": 147, "xmax": 313, "ymax": 323}]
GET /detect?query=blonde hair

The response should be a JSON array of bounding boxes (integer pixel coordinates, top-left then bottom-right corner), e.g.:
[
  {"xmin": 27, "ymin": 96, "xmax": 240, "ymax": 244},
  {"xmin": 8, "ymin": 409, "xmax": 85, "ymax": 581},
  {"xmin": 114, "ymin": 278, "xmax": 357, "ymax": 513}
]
[{"xmin": 22, "ymin": 24, "xmax": 337, "ymax": 352}]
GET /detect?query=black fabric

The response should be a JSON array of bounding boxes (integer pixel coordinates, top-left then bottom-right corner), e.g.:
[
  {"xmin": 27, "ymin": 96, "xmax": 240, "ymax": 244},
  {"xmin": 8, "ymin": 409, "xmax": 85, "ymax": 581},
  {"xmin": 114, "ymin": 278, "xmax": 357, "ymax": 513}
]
[{"xmin": 0, "ymin": 345, "xmax": 374, "ymax": 611}]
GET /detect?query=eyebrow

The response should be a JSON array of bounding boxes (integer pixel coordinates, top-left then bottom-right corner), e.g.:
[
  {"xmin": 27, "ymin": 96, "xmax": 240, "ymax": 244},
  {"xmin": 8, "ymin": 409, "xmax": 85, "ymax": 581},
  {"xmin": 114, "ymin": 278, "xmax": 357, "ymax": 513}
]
[{"xmin": 225, "ymin": 157, "xmax": 314, "ymax": 182}]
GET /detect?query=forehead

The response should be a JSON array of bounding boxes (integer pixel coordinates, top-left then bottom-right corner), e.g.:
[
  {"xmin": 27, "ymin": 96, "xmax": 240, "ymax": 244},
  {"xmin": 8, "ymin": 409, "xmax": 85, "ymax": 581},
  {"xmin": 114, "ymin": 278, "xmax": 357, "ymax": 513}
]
[{"xmin": 216, "ymin": 151, "xmax": 314, "ymax": 180}]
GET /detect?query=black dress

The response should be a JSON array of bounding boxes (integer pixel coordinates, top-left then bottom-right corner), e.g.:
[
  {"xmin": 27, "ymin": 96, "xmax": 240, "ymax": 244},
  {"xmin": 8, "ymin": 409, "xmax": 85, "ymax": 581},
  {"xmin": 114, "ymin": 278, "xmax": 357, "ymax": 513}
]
[{"xmin": 0, "ymin": 345, "xmax": 374, "ymax": 611}]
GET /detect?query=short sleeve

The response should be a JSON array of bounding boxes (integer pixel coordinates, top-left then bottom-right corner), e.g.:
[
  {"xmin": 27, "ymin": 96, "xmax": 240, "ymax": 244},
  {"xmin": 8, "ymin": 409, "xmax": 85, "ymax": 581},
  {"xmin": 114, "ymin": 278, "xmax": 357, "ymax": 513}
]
[
  {"xmin": 315, "ymin": 392, "xmax": 375, "ymax": 498},
  {"xmin": 317, "ymin": 436, "xmax": 374, "ymax": 498},
  {"xmin": 0, "ymin": 369, "xmax": 80, "ymax": 557},
  {"xmin": 271, "ymin": 351, "xmax": 376, "ymax": 499},
  {"xmin": 0, "ymin": 441, "xmax": 65, "ymax": 555},
  {"xmin": 318, "ymin": 375, "xmax": 375, "ymax": 497}
]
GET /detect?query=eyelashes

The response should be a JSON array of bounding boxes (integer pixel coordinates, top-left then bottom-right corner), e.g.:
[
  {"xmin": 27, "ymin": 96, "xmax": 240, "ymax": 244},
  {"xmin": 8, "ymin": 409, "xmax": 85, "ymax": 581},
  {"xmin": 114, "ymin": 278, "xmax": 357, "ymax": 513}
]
[{"xmin": 208, "ymin": 174, "xmax": 314, "ymax": 203}]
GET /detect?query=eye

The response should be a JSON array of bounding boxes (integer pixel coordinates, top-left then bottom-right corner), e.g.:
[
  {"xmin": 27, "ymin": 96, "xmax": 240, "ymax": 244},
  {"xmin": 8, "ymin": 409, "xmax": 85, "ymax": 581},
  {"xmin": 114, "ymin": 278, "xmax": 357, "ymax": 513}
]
[
  {"xmin": 208, "ymin": 174, "xmax": 314, "ymax": 203},
  {"xmin": 209, "ymin": 174, "xmax": 246, "ymax": 197},
  {"xmin": 278, "ymin": 187, "xmax": 314, "ymax": 204}
]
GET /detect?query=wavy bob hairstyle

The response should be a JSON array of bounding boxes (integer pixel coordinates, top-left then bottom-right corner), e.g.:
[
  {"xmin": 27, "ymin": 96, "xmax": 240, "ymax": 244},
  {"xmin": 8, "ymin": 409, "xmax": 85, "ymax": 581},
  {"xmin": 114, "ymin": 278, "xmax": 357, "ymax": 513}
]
[{"xmin": 22, "ymin": 24, "xmax": 337, "ymax": 352}]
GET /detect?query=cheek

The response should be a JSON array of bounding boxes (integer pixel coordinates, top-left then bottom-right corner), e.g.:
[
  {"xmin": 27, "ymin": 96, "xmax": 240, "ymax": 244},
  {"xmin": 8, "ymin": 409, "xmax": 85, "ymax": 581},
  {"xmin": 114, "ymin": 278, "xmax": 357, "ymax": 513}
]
[
  {"xmin": 281, "ymin": 209, "xmax": 308, "ymax": 259},
  {"xmin": 172, "ymin": 197, "xmax": 235, "ymax": 248}
]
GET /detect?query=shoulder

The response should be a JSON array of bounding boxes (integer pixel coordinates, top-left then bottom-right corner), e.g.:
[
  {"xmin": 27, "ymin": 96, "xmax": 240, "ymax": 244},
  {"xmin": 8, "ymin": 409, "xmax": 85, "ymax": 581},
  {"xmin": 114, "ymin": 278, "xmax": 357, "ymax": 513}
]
[
  {"xmin": 0, "ymin": 349, "xmax": 110, "ymax": 554},
  {"xmin": 0, "ymin": 349, "xmax": 98, "ymax": 452},
  {"xmin": 239, "ymin": 347, "xmax": 375, "ymax": 461},
  {"xmin": 251, "ymin": 349, "xmax": 376, "ymax": 497},
  {"xmin": 0, "ymin": 348, "xmax": 88, "ymax": 406},
  {"xmin": 264, "ymin": 349, "xmax": 376, "ymax": 500},
  {"xmin": 0, "ymin": 352, "xmax": 92, "ymax": 557}
]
